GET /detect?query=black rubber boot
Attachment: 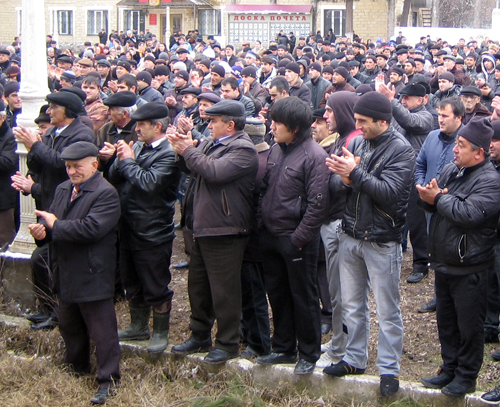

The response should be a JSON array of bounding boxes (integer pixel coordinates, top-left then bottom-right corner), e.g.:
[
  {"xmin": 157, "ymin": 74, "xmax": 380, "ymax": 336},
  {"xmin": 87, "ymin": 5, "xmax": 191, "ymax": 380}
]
[
  {"xmin": 118, "ymin": 304, "xmax": 151, "ymax": 341},
  {"xmin": 147, "ymin": 311, "xmax": 170, "ymax": 353}
]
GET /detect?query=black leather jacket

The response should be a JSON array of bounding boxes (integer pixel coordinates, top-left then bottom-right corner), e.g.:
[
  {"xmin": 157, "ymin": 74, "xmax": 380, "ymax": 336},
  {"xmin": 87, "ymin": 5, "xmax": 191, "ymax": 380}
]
[
  {"xmin": 109, "ymin": 138, "xmax": 180, "ymax": 250},
  {"xmin": 420, "ymin": 159, "xmax": 500, "ymax": 275},
  {"xmin": 330, "ymin": 127, "xmax": 415, "ymax": 243}
]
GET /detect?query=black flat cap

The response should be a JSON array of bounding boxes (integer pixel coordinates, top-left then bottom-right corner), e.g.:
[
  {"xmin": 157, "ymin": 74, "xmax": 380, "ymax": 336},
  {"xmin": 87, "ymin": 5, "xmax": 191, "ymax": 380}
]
[
  {"xmin": 460, "ymin": 86, "xmax": 481, "ymax": 97},
  {"xmin": 117, "ymin": 60, "xmax": 131, "ymax": 71},
  {"xmin": 395, "ymin": 48, "xmax": 408, "ymax": 55},
  {"xmin": 176, "ymin": 48, "xmax": 190, "ymax": 54},
  {"xmin": 312, "ymin": 108, "xmax": 326, "ymax": 120},
  {"xmin": 204, "ymin": 100, "xmax": 244, "ymax": 117},
  {"xmin": 0, "ymin": 48, "xmax": 10, "ymax": 56},
  {"xmin": 180, "ymin": 87, "xmax": 201, "ymax": 96},
  {"xmin": 399, "ymin": 83, "xmax": 427, "ymax": 97},
  {"xmin": 46, "ymin": 91, "xmax": 83, "ymax": 114},
  {"xmin": 130, "ymin": 102, "xmax": 169, "ymax": 121},
  {"xmin": 197, "ymin": 91, "xmax": 221, "ymax": 104},
  {"xmin": 443, "ymin": 55, "xmax": 456, "ymax": 62},
  {"xmin": 136, "ymin": 71, "xmax": 152, "ymax": 85},
  {"xmin": 59, "ymin": 86, "xmax": 86, "ymax": 102},
  {"xmin": 144, "ymin": 55, "xmax": 156, "ymax": 63},
  {"xmin": 34, "ymin": 104, "xmax": 50, "ymax": 124},
  {"xmin": 97, "ymin": 59, "xmax": 111, "ymax": 67},
  {"xmin": 376, "ymin": 53, "xmax": 389, "ymax": 60},
  {"xmin": 436, "ymin": 50, "xmax": 448, "ymax": 56},
  {"xmin": 103, "ymin": 91, "xmax": 136, "ymax": 107},
  {"xmin": 60, "ymin": 141, "xmax": 98, "ymax": 160},
  {"xmin": 391, "ymin": 66, "xmax": 404, "ymax": 76}
]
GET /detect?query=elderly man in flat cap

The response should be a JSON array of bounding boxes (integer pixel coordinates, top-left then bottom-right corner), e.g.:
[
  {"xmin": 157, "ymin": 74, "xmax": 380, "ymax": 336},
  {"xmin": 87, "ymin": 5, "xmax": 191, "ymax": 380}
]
[
  {"xmin": 13, "ymin": 92, "xmax": 96, "ymax": 330},
  {"xmin": 97, "ymin": 91, "xmax": 138, "ymax": 179},
  {"xmin": 168, "ymin": 100, "xmax": 258, "ymax": 364},
  {"xmin": 109, "ymin": 102, "xmax": 179, "ymax": 354},
  {"xmin": 28, "ymin": 141, "xmax": 121, "ymax": 405}
]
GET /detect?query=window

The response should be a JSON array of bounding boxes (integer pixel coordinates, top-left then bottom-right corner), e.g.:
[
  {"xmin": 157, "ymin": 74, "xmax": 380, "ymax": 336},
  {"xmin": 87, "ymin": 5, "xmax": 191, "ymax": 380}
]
[
  {"xmin": 199, "ymin": 9, "xmax": 220, "ymax": 36},
  {"xmin": 58, "ymin": 10, "xmax": 73, "ymax": 35},
  {"xmin": 88, "ymin": 10, "xmax": 108, "ymax": 35},
  {"xmin": 124, "ymin": 10, "xmax": 145, "ymax": 33},
  {"xmin": 324, "ymin": 9, "xmax": 345, "ymax": 37}
]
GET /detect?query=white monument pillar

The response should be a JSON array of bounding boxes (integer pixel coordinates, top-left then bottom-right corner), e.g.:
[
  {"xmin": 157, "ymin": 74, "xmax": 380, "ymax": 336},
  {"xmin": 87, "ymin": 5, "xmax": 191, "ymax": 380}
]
[
  {"xmin": 493, "ymin": 8, "xmax": 500, "ymax": 31},
  {"xmin": 9, "ymin": 0, "xmax": 50, "ymax": 254}
]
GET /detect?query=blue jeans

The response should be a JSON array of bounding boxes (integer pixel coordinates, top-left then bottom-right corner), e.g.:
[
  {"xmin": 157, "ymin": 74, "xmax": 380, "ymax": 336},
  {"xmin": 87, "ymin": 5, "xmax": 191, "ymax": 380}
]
[{"xmin": 339, "ymin": 233, "xmax": 403, "ymax": 376}]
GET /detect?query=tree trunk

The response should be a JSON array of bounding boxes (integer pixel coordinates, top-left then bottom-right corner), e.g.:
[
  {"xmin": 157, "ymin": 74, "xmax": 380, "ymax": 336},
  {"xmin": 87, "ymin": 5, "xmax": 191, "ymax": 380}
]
[
  {"xmin": 345, "ymin": 0, "xmax": 354, "ymax": 40},
  {"xmin": 400, "ymin": 0, "xmax": 411, "ymax": 26}
]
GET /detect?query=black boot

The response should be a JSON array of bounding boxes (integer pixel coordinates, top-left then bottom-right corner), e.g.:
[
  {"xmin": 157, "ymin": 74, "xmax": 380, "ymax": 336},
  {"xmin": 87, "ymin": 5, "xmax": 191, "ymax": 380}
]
[
  {"xmin": 147, "ymin": 302, "xmax": 171, "ymax": 353},
  {"xmin": 118, "ymin": 304, "xmax": 150, "ymax": 341}
]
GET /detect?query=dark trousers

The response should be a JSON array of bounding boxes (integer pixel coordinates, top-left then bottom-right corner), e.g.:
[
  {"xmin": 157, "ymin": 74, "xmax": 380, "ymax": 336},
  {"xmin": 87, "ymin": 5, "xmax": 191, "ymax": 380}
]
[
  {"xmin": 188, "ymin": 235, "xmax": 248, "ymax": 353},
  {"xmin": 241, "ymin": 260, "xmax": 271, "ymax": 355},
  {"xmin": 485, "ymin": 244, "xmax": 500, "ymax": 332},
  {"xmin": 407, "ymin": 184, "xmax": 429, "ymax": 273},
  {"xmin": 120, "ymin": 240, "xmax": 173, "ymax": 308},
  {"xmin": 317, "ymin": 259, "xmax": 333, "ymax": 324},
  {"xmin": 260, "ymin": 229, "xmax": 321, "ymax": 363},
  {"xmin": 31, "ymin": 245, "xmax": 56, "ymax": 315},
  {"xmin": 0, "ymin": 208, "xmax": 15, "ymax": 247},
  {"xmin": 436, "ymin": 269, "xmax": 488, "ymax": 387},
  {"xmin": 58, "ymin": 298, "xmax": 120, "ymax": 385}
]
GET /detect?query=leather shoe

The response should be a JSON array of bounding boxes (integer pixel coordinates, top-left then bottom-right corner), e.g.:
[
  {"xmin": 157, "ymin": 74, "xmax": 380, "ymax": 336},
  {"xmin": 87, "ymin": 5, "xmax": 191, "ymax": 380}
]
[
  {"xmin": 31, "ymin": 317, "xmax": 58, "ymax": 331},
  {"xmin": 172, "ymin": 261, "xmax": 189, "ymax": 269},
  {"xmin": 172, "ymin": 335, "xmax": 212, "ymax": 355},
  {"xmin": 441, "ymin": 380, "xmax": 475, "ymax": 397},
  {"xmin": 421, "ymin": 371, "xmax": 454, "ymax": 389},
  {"xmin": 203, "ymin": 348, "xmax": 238, "ymax": 364},
  {"xmin": 482, "ymin": 385, "xmax": 500, "ymax": 403},
  {"xmin": 256, "ymin": 352, "xmax": 297, "ymax": 365},
  {"xmin": 90, "ymin": 385, "xmax": 116, "ymax": 405},
  {"xmin": 492, "ymin": 348, "xmax": 500, "ymax": 361},
  {"xmin": 380, "ymin": 374, "xmax": 399, "ymax": 397},
  {"xmin": 294, "ymin": 359, "xmax": 315, "ymax": 375},
  {"xmin": 485, "ymin": 327, "xmax": 500, "ymax": 343},
  {"xmin": 407, "ymin": 270, "xmax": 428, "ymax": 284},
  {"xmin": 321, "ymin": 322, "xmax": 332, "ymax": 335},
  {"xmin": 25, "ymin": 311, "xmax": 50, "ymax": 324},
  {"xmin": 417, "ymin": 298, "xmax": 436, "ymax": 313},
  {"xmin": 323, "ymin": 360, "xmax": 365, "ymax": 377}
]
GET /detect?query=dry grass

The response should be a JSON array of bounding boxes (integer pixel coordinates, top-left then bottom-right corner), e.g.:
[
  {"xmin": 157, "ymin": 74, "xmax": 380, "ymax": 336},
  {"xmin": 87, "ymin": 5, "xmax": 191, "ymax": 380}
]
[{"xmin": 0, "ymin": 323, "xmax": 378, "ymax": 407}]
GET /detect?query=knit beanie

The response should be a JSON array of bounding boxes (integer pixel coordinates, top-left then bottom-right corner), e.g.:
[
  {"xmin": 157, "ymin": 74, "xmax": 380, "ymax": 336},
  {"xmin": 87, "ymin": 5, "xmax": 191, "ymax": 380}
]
[
  {"xmin": 334, "ymin": 67, "xmax": 349, "ymax": 79},
  {"xmin": 285, "ymin": 62, "xmax": 300, "ymax": 74},
  {"xmin": 457, "ymin": 117, "xmax": 493, "ymax": 151},
  {"xmin": 353, "ymin": 92, "xmax": 392, "ymax": 122},
  {"xmin": 439, "ymin": 71, "xmax": 455, "ymax": 83}
]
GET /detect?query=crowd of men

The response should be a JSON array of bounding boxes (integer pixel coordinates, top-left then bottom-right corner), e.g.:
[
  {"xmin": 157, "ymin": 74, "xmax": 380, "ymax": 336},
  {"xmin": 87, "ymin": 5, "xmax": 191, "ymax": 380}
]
[{"xmin": 3, "ymin": 27, "xmax": 500, "ymax": 403}]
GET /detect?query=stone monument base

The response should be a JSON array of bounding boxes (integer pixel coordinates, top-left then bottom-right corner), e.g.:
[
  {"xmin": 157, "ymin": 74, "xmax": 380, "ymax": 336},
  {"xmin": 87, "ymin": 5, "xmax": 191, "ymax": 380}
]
[{"xmin": 0, "ymin": 251, "xmax": 35, "ymax": 311}]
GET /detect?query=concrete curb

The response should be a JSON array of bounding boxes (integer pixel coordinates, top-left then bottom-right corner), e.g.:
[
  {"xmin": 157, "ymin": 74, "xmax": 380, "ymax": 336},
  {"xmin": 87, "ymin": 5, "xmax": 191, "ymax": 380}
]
[{"xmin": 0, "ymin": 315, "xmax": 493, "ymax": 407}]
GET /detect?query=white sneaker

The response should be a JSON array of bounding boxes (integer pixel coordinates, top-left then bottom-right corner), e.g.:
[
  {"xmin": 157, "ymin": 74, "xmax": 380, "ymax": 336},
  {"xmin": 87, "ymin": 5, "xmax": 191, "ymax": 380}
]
[
  {"xmin": 321, "ymin": 339, "xmax": 332, "ymax": 353},
  {"xmin": 316, "ymin": 351, "xmax": 342, "ymax": 368}
]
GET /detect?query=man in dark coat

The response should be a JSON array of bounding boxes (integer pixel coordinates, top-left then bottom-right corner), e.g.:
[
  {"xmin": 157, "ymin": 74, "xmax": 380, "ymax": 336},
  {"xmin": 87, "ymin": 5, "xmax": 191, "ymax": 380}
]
[
  {"xmin": 0, "ymin": 100, "xmax": 18, "ymax": 247},
  {"xmin": 419, "ymin": 119, "xmax": 500, "ymax": 398},
  {"xmin": 168, "ymin": 100, "xmax": 258, "ymax": 364},
  {"xmin": 109, "ymin": 103, "xmax": 180, "ymax": 354},
  {"xmin": 13, "ymin": 92, "xmax": 95, "ymax": 330},
  {"xmin": 29, "ymin": 141, "xmax": 121, "ymax": 405}
]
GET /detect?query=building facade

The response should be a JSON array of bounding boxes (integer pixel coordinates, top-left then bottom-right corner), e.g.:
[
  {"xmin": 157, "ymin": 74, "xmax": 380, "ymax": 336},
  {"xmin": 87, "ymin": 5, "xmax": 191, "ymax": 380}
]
[{"xmin": 0, "ymin": 0, "xmax": 391, "ymax": 49}]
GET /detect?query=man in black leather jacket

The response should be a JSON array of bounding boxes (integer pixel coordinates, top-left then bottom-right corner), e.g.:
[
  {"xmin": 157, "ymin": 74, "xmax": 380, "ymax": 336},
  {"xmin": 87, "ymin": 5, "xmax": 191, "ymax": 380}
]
[
  {"xmin": 109, "ymin": 103, "xmax": 179, "ymax": 355},
  {"xmin": 418, "ymin": 118, "xmax": 500, "ymax": 398},
  {"xmin": 323, "ymin": 92, "xmax": 415, "ymax": 399}
]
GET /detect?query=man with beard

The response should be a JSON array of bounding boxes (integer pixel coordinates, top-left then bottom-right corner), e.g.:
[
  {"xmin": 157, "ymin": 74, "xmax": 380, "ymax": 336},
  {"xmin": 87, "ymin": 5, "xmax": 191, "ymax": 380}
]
[
  {"xmin": 81, "ymin": 75, "xmax": 109, "ymax": 134},
  {"xmin": 306, "ymin": 63, "xmax": 331, "ymax": 110},
  {"xmin": 317, "ymin": 91, "xmax": 361, "ymax": 369}
]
